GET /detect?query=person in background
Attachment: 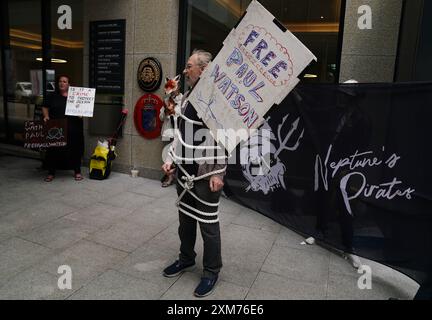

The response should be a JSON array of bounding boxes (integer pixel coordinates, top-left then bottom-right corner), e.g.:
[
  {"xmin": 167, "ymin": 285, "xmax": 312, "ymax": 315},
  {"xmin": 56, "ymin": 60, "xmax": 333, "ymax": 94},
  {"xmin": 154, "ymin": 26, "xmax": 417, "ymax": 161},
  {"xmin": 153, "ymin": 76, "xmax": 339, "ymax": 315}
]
[{"xmin": 42, "ymin": 75, "xmax": 84, "ymax": 182}]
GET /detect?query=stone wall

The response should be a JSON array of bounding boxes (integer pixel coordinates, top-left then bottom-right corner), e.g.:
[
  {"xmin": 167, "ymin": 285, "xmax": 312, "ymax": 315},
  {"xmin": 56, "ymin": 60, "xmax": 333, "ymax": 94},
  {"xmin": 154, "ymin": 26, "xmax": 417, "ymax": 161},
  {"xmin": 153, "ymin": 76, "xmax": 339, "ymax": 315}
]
[
  {"xmin": 339, "ymin": 0, "xmax": 403, "ymax": 82},
  {"xmin": 83, "ymin": 0, "xmax": 179, "ymax": 179}
]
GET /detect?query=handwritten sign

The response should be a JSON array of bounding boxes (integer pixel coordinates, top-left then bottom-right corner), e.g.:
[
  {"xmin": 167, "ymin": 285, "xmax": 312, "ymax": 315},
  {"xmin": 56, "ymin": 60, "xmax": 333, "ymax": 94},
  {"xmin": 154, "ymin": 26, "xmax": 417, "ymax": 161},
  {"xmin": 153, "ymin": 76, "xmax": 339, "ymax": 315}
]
[
  {"xmin": 65, "ymin": 86, "xmax": 96, "ymax": 117},
  {"xmin": 23, "ymin": 120, "xmax": 67, "ymax": 149},
  {"xmin": 188, "ymin": 0, "xmax": 316, "ymax": 153}
]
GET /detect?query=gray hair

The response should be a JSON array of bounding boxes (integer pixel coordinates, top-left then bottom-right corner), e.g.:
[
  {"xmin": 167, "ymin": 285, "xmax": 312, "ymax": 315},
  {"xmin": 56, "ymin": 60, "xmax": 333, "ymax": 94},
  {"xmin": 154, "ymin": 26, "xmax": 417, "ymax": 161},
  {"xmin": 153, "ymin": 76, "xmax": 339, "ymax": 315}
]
[{"xmin": 191, "ymin": 49, "xmax": 212, "ymax": 68}]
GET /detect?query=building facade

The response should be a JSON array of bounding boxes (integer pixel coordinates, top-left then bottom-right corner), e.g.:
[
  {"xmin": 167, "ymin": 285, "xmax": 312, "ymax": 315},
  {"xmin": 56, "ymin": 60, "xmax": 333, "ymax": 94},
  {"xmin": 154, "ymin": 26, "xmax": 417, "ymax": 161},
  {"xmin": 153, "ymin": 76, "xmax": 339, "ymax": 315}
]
[{"xmin": 0, "ymin": 0, "xmax": 430, "ymax": 178}]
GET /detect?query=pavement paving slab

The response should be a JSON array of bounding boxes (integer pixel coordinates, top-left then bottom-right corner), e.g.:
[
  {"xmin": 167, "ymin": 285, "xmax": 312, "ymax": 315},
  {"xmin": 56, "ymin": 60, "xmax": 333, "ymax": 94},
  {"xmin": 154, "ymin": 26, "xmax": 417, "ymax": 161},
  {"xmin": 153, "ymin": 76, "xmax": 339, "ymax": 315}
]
[{"xmin": 0, "ymin": 155, "xmax": 418, "ymax": 300}]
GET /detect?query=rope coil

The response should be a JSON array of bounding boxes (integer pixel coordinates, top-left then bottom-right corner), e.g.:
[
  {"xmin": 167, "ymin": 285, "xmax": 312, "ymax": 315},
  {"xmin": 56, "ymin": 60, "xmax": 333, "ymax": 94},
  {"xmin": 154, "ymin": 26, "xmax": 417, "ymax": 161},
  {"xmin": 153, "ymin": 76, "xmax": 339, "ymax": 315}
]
[{"xmin": 170, "ymin": 109, "xmax": 228, "ymax": 222}]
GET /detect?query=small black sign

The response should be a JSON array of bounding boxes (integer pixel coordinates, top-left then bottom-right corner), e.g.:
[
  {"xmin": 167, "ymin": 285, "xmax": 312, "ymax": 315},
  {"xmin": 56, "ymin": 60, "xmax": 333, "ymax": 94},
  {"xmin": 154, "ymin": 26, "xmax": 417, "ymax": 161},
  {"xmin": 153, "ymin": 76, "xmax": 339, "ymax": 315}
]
[
  {"xmin": 89, "ymin": 19, "xmax": 126, "ymax": 94},
  {"xmin": 137, "ymin": 57, "xmax": 162, "ymax": 92},
  {"xmin": 23, "ymin": 120, "xmax": 67, "ymax": 149}
]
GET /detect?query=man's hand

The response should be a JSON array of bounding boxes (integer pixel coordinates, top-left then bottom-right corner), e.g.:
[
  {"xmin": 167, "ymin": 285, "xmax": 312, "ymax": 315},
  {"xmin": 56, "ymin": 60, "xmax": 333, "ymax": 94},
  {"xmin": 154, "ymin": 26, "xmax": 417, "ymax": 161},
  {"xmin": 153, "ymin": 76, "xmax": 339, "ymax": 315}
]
[
  {"xmin": 209, "ymin": 175, "xmax": 224, "ymax": 192},
  {"xmin": 42, "ymin": 107, "xmax": 49, "ymax": 122},
  {"xmin": 162, "ymin": 162, "xmax": 175, "ymax": 176},
  {"xmin": 165, "ymin": 98, "xmax": 176, "ymax": 115}
]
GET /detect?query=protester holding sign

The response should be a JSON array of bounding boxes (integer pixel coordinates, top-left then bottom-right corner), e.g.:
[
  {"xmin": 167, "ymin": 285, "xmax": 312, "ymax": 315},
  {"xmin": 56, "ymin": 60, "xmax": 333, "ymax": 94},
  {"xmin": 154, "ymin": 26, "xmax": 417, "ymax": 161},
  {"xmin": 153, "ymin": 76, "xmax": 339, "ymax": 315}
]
[
  {"xmin": 162, "ymin": 50, "xmax": 227, "ymax": 297},
  {"xmin": 42, "ymin": 75, "xmax": 84, "ymax": 182},
  {"xmin": 161, "ymin": 0, "xmax": 317, "ymax": 297}
]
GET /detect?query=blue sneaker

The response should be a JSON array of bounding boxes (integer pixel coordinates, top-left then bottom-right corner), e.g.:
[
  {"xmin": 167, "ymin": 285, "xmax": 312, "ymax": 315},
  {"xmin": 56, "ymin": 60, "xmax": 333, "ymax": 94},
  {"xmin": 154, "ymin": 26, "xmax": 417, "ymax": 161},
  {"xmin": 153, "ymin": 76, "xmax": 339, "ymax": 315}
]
[
  {"xmin": 194, "ymin": 275, "xmax": 218, "ymax": 297},
  {"xmin": 163, "ymin": 260, "xmax": 195, "ymax": 278}
]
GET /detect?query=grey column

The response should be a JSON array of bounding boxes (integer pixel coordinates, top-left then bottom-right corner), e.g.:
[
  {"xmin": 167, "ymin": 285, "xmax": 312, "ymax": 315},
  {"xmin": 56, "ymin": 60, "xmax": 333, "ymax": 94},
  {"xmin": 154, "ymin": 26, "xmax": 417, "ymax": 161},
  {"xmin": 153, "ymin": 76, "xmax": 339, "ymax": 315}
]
[{"xmin": 339, "ymin": 0, "xmax": 403, "ymax": 83}]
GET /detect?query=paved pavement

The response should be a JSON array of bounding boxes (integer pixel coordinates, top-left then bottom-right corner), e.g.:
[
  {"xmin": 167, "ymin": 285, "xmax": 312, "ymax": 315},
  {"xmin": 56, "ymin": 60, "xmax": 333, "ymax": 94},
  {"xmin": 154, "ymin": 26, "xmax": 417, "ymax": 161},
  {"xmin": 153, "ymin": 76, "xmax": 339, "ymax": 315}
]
[{"xmin": 0, "ymin": 154, "xmax": 419, "ymax": 300}]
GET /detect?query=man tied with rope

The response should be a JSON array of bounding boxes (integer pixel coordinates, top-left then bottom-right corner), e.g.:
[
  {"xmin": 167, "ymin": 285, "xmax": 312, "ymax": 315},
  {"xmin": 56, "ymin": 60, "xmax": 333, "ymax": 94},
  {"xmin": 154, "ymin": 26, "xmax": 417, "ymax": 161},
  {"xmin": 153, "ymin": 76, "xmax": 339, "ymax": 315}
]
[{"xmin": 161, "ymin": 49, "xmax": 227, "ymax": 297}]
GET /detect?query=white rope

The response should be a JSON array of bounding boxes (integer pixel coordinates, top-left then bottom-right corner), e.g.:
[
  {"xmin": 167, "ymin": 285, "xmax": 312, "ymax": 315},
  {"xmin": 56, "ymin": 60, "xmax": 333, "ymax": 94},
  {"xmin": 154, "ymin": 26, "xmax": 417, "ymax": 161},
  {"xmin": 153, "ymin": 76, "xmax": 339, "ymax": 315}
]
[
  {"xmin": 179, "ymin": 112, "xmax": 203, "ymax": 126},
  {"xmin": 176, "ymin": 178, "xmax": 220, "ymax": 207},
  {"xmin": 173, "ymin": 114, "xmax": 220, "ymax": 150},
  {"xmin": 178, "ymin": 201, "xmax": 219, "ymax": 217},
  {"xmin": 169, "ymin": 148, "xmax": 227, "ymax": 162},
  {"xmin": 178, "ymin": 207, "xmax": 219, "ymax": 224},
  {"xmin": 170, "ymin": 103, "xmax": 227, "ymax": 220},
  {"xmin": 176, "ymin": 156, "xmax": 226, "ymax": 182},
  {"xmin": 195, "ymin": 166, "xmax": 226, "ymax": 181},
  {"xmin": 174, "ymin": 124, "xmax": 221, "ymax": 150},
  {"xmin": 175, "ymin": 162, "xmax": 226, "ymax": 207}
]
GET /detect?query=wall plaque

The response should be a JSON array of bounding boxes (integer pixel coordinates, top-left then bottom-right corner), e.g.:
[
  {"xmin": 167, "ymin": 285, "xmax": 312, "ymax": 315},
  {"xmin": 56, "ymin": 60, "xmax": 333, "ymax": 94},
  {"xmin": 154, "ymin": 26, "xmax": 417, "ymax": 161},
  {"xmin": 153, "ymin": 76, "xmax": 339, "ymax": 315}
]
[
  {"xmin": 134, "ymin": 94, "xmax": 163, "ymax": 139},
  {"xmin": 137, "ymin": 57, "xmax": 162, "ymax": 92}
]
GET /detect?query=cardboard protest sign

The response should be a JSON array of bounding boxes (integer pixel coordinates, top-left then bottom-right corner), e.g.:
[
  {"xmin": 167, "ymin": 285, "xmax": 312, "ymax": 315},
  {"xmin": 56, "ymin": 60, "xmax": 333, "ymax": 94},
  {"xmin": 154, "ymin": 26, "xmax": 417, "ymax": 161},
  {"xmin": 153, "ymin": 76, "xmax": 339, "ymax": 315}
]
[
  {"xmin": 23, "ymin": 119, "xmax": 67, "ymax": 149},
  {"xmin": 65, "ymin": 86, "xmax": 96, "ymax": 117},
  {"xmin": 188, "ymin": 0, "xmax": 316, "ymax": 153}
]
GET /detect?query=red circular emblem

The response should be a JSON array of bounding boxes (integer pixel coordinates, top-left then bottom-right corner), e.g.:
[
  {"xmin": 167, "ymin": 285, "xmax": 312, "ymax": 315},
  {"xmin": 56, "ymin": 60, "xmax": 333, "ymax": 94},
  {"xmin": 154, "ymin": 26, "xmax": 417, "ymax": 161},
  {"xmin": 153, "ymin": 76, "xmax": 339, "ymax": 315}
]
[{"xmin": 134, "ymin": 93, "xmax": 163, "ymax": 139}]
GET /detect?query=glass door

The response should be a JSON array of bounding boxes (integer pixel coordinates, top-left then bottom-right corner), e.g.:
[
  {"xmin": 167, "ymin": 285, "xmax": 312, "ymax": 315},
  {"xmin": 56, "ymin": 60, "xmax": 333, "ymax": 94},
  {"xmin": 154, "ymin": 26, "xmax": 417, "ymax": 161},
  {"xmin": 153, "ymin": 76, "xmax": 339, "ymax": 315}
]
[
  {"xmin": 50, "ymin": 0, "xmax": 84, "ymax": 87},
  {"xmin": 182, "ymin": 0, "xmax": 344, "ymax": 83},
  {"xmin": 0, "ymin": 48, "xmax": 5, "ymax": 140},
  {"xmin": 6, "ymin": 0, "xmax": 42, "ymax": 144}
]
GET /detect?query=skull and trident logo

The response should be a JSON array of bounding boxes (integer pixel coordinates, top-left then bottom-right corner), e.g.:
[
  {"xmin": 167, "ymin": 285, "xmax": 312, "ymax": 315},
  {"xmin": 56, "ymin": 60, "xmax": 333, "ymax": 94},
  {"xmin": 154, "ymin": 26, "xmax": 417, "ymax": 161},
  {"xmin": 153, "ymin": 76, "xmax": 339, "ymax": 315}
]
[{"xmin": 240, "ymin": 114, "xmax": 304, "ymax": 195}]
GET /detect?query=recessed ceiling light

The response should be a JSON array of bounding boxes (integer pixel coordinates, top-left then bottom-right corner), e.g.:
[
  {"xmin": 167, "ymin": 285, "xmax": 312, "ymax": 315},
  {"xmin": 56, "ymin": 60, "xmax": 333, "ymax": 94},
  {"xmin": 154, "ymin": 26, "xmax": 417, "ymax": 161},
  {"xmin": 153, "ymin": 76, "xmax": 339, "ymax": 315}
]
[{"xmin": 36, "ymin": 57, "xmax": 67, "ymax": 63}]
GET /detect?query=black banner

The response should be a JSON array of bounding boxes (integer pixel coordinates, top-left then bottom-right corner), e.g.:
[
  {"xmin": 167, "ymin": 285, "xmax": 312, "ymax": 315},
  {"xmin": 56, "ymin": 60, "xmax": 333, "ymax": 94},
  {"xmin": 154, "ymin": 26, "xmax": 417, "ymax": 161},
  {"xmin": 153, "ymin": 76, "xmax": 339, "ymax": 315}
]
[
  {"xmin": 89, "ymin": 20, "xmax": 126, "ymax": 94},
  {"xmin": 224, "ymin": 82, "xmax": 432, "ymax": 286}
]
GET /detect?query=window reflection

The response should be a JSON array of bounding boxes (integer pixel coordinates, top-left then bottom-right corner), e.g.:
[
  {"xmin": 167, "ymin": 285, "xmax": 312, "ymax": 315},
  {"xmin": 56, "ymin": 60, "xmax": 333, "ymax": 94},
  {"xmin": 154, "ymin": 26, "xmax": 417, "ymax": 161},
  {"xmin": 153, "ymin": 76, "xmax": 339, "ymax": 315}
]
[
  {"xmin": 0, "ymin": 49, "xmax": 4, "ymax": 140},
  {"xmin": 7, "ymin": 0, "xmax": 42, "ymax": 144},
  {"xmin": 50, "ymin": 0, "xmax": 83, "ymax": 87},
  {"xmin": 1, "ymin": 0, "xmax": 83, "ymax": 144},
  {"xmin": 187, "ymin": 0, "xmax": 342, "ymax": 83}
]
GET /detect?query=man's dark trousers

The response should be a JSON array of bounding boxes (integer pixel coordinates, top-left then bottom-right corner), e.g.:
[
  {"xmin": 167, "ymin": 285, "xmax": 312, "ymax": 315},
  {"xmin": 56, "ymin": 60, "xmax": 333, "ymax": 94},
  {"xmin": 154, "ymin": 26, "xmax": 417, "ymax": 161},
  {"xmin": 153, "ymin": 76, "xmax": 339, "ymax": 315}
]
[{"xmin": 176, "ymin": 179, "xmax": 222, "ymax": 279}]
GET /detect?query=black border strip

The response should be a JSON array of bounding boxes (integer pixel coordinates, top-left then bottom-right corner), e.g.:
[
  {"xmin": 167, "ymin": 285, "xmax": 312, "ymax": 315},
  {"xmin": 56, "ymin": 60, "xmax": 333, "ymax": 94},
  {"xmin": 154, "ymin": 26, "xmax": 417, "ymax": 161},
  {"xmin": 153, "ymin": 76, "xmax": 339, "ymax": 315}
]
[
  {"xmin": 335, "ymin": 0, "xmax": 347, "ymax": 83},
  {"xmin": 272, "ymin": 18, "xmax": 287, "ymax": 32},
  {"xmin": 393, "ymin": 0, "xmax": 411, "ymax": 82},
  {"xmin": 233, "ymin": 10, "xmax": 247, "ymax": 30},
  {"xmin": 41, "ymin": 0, "xmax": 51, "ymax": 106},
  {"xmin": 176, "ymin": 0, "xmax": 189, "ymax": 90},
  {"xmin": 0, "ymin": 0, "xmax": 10, "ymax": 141}
]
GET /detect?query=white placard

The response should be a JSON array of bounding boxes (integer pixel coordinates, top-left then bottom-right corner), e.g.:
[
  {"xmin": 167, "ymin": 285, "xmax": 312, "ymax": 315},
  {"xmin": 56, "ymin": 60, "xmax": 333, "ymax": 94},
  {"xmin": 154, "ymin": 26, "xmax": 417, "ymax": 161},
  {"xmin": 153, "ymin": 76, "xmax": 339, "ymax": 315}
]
[
  {"xmin": 188, "ymin": 0, "xmax": 316, "ymax": 153},
  {"xmin": 65, "ymin": 86, "xmax": 96, "ymax": 117}
]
